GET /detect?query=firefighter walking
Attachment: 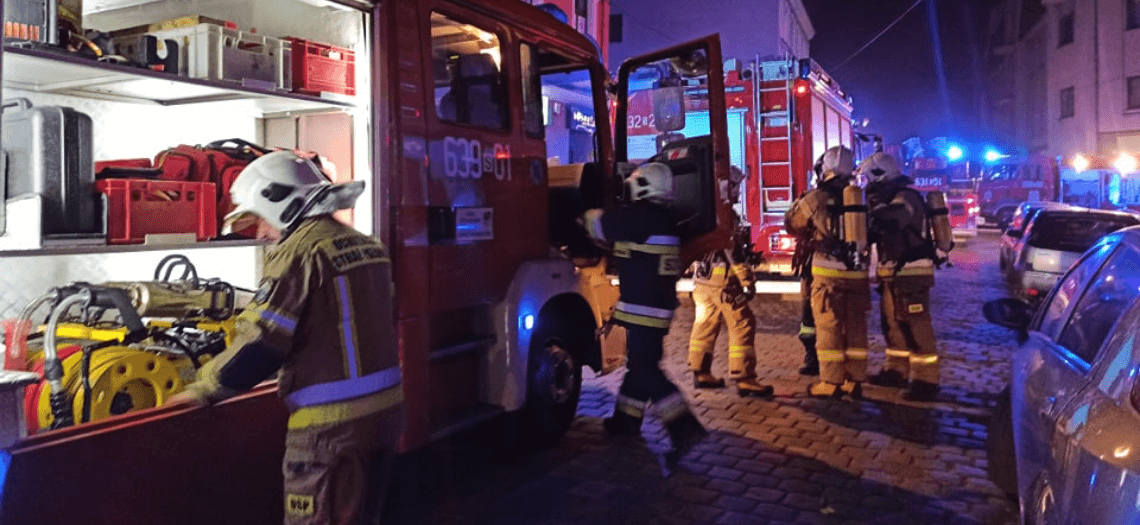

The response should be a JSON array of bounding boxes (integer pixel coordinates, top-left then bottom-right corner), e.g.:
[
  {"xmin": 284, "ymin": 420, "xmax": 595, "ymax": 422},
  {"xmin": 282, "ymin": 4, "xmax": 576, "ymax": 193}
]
[
  {"xmin": 861, "ymin": 153, "xmax": 947, "ymax": 401},
  {"xmin": 784, "ymin": 146, "xmax": 870, "ymax": 398},
  {"xmin": 687, "ymin": 230, "xmax": 774, "ymax": 397},
  {"xmin": 581, "ymin": 162, "xmax": 708, "ymax": 468},
  {"xmin": 169, "ymin": 151, "xmax": 404, "ymax": 525}
]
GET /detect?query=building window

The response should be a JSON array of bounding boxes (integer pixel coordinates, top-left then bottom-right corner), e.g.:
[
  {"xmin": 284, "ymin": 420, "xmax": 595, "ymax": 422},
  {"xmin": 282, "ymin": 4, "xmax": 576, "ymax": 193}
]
[
  {"xmin": 1058, "ymin": 12, "xmax": 1074, "ymax": 47},
  {"xmin": 1129, "ymin": 0, "xmax": 1140, "ymax": 30},
  {"xmin": 1129, "ymin": 76, "xmax": 1140, "ymax": 110},
  {"xmin": 430, "ymin": 12, "xmax": 508, "ymax": 130},
  {"xmin": 1060, "ymin": 86, "xmax": 1075, "ymax": 119},
  {"xmin": 575, "ymin": 0, "xmax": 588, "ymax": 17}
]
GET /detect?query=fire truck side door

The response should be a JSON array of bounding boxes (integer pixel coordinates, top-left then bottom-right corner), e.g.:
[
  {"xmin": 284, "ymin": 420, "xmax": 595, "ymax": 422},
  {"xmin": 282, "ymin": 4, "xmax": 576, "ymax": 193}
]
[{"xmin": 615, "ymin": 35, "xmax": 735, "ymax": 263}]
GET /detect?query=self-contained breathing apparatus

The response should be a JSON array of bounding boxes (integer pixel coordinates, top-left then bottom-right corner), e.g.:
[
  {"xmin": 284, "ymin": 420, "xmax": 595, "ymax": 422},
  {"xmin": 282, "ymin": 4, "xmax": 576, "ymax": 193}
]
[{"xmin": 867, "ymin": 181, "xmax": 953, "ymax": 272}]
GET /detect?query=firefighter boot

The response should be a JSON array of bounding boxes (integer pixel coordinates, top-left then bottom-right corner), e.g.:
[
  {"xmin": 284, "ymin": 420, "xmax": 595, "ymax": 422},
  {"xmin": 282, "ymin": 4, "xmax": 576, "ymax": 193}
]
[
  {"xmin": 798, "ymin": 335, "xmax": 819, "ymax": 376},
  {"xmin": 902, "ymin": 380, "xmax": 939, "ymax": 402},
  {"xmin": 869, "ymin": 369, "xmax": 907, "ymax": 388},
  {"xmin": 840, "ymin": 380, "xmax": 863, "ymax": 400},
  {"xmin": 735, "ymin": 378, "xmax": 774, "ymax": 398},
  {"xmin": 807, "ymin": 381, "xmax": 844, "ymax": 399},
  {"xmin": 603, "ymin": 411, "xmax": 643, "ymax": 437},
  {"xmin": 690, "ymin": 350, "xmax": 724, "ymax": 389},
  {"xmin": 663, "ymin": 412, "xmax": 709, "ymax": 470}
]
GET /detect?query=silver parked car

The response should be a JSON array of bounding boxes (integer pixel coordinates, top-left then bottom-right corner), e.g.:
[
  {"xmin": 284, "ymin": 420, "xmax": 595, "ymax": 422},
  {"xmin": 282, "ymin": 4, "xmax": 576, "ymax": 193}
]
[
  {"xmin": 1004, "ymin": 207, "xmax": 1139, "ymax": 305},
  {"xmin": 986, "ymin": 226, "xmax": 1140, "ymax": 524},
  {"xmin": 999, "ymin": 201, "xmax": 1074, "ymax": 272}
]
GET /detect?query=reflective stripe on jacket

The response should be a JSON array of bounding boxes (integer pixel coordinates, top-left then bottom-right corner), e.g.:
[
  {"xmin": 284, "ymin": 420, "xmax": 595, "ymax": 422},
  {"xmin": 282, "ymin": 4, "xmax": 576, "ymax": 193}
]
[{"xmin": 189, "ymin": 216, "xmax": 402, "ymax": 423}]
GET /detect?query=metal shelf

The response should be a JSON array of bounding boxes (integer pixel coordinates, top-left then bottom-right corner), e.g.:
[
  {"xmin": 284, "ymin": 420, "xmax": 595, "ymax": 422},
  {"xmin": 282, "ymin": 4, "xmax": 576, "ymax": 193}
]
[
  {"xmin": 0, "ymin": 238, "xmax": 268, "ymax": 258},
  {"xmin": 2, "ymin": 45, "xmax": 356, "ymax": 113}
]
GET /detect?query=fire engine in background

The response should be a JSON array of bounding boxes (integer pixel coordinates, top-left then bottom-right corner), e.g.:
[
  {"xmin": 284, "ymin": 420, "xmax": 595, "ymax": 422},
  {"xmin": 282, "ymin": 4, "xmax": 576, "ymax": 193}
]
[
  {"xmin": 627, "ymin": 57, "xmax": 856, "ymax": 286},
  {"xmin": 909, "ymin": 156, "xmax": 979, "ymax": 242},
  {"xmin": 976, "ymin": 153, "xmax": 1059, "ymax": 229},
  {"xmin": 0, "ymin": 0, "xmax": 736, "ymax": 522}
]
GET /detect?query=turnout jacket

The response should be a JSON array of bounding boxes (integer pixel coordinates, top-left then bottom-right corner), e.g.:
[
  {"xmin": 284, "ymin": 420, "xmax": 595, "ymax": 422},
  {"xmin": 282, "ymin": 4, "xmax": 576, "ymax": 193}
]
[
  {"xmin": 185, "ymin": 215, "xmax": 403, "ymax": 427},
  {"xmin": 583, "ymin": 200, "xmax": 682, "ymax": 329}
]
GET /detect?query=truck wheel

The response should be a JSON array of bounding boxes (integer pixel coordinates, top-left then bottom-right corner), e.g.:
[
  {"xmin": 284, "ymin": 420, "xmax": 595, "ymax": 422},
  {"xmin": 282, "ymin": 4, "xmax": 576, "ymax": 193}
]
[
  {"xmin": 520, "ymin": 331, "xmax": 582, "ymax": 448},
  {"xmin": 987, "ymin": 386, "xmax": 1018, "ymax": 499}
]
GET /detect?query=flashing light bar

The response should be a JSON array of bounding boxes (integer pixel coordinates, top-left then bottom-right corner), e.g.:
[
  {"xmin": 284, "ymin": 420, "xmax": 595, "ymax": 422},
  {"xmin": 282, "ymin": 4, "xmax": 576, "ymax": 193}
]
[
  {"xmin": 1071, "ymin": 153, "xmax": 1091, "ymax": 173},
  {"xmin": 1114, "ymin": 153, "xmax": 1139, "ymax": 175}
]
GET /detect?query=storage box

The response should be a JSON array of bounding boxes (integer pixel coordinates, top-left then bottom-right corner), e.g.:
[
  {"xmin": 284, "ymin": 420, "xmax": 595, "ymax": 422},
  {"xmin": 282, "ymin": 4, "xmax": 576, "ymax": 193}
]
[
  {"xmin": 285, "ymin": 37, "xmax": 355, "ymax": 96},
  {"xmin": 1, "ymin": 98, "xmax": 105, "ymax": 245},
  {"xmin": 149, "ymin": 23, "xmax": 288, "ymax": 90},
  {"xmin": 95, "ymin": 179, "xmax": 217, "ymax": 244}
]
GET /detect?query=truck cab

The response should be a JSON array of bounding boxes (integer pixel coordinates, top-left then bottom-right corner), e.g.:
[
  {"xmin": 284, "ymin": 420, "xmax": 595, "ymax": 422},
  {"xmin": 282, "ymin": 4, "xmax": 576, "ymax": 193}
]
[{"xmin": 0, "ymin": 1, "xmax": 734, "ymax": 523}]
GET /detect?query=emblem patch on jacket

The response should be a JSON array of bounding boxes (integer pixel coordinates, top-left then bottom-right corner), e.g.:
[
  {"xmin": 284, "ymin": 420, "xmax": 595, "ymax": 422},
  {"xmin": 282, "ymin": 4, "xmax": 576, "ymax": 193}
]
[
  {"xmin": 658, "ymin": 255, "xmax": 681, "ymax": 276},
  {"xmin": 286, "ymin": 494, "xmax": 315, "ymax": 516},
  {"xmin": 908, "ymin": 303, "xmax": 924, "ymax": 313}
]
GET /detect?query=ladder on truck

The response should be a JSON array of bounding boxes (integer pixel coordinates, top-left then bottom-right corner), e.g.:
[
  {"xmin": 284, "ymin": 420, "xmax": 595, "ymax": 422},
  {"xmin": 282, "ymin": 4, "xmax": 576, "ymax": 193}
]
[{"xmin": 753, "ymin": 57, "xmax": 798, "ymax": 233}]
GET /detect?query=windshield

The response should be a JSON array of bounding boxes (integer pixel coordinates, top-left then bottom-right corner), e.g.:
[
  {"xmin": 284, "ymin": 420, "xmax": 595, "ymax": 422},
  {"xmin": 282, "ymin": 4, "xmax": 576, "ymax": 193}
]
[{"xmin": 1028, "ymin": 213, "xmax": 1139, "ymax": 252}]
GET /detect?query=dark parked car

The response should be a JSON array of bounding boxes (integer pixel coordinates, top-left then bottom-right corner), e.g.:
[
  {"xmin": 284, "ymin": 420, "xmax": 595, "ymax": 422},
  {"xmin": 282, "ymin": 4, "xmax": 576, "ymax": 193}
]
[
  {"xmin": 1004, "ymin": 207, "xmax": 1139, "ymax": 304},
  {"xmin": 986, "ymin": 226, "xmax": 1140, "ymax": 525}
]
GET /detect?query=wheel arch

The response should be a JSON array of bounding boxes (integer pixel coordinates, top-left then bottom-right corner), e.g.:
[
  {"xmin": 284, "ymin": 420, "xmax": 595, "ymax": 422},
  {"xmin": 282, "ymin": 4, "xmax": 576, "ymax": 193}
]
[{"xmin": 533, "ymin": 292, "xmax": 601, "ymax": 372}]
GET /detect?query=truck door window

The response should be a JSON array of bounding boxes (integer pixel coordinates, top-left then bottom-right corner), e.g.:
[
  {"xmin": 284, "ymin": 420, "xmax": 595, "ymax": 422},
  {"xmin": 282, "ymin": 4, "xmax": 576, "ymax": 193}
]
[
  {"xmin": 430, "ymin": 12, "xmax": 507, "ymax": 130},
  {"xmin": 522, "ymin": 44, "xmax": 597, "ymax": 164}
]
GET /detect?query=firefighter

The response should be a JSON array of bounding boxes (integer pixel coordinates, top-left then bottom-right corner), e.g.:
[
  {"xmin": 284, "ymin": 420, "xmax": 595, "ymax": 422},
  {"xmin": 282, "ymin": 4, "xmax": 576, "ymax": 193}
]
[
  {"xmin": 168, "ymin": 151, "xmax": 403, "ymax": 525},
  {"xmin": 786, "ymin": 154, "xmax": 830, "ymax": 378},
  {"xmin": 860, "ymin": 152, "xmax": 942, "ymax": 401},
  {"xmin": 580, "ymin": 162, "xmax": 707, "ymax": 467},
  {"xmin": 784, "ymin": 146, "xmax": 870, "ymax": 398},
  {"xmin": 687, "ymin": 168, "xmax": 774, "ymax": 397}
]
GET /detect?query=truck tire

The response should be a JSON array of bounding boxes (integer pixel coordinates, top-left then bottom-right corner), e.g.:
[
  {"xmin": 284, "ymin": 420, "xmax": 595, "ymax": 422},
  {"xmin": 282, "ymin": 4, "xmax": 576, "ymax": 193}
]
[
  {"xmin": 520, "ymin": 326, "xmax": 582, "ymax": 448},
  {"xmin": 987, "ymin": 386, "xmax": 1018, "ymax": 499}
]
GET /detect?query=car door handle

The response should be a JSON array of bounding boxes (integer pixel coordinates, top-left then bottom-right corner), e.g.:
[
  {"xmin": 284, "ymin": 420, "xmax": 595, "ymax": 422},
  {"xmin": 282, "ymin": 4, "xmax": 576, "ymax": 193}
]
[{"xmin": 1039, "ymin": 395, "xmax": 1057, "ymax": 418}]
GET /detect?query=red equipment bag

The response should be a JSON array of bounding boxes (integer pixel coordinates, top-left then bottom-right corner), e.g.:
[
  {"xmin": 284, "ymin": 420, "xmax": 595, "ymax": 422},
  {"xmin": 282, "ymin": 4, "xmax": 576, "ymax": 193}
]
[{"xmin": 154, "ymin": 138, "xmax": 270, "ymax": 236}]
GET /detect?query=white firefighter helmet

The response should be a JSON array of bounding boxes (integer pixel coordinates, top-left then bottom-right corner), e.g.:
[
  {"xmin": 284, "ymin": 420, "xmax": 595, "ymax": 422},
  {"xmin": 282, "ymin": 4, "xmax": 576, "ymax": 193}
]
[
  {"xmin": 819, "ymin": 146, "xmax": 855, "ymax": 182},
  {"xmin": 857, "ymin": 152, "xmax": 904, "ymax": 185},
  {"xmin": 224, "ymin": 151, "xmax": 364, "ymax": 233},
  {"xmin": 627, "ymin": 162, "xmax": 674, "ymax": 203}
]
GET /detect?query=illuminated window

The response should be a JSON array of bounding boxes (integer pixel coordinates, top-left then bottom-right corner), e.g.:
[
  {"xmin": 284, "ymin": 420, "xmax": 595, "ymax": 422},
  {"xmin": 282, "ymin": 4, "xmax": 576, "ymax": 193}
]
[
  {"xmin": 1058, "ymin": 12, "xmax": 1074, "ymax": 47},
  {"xmin": 431, "ymin": 12, "xmax": 507, "ymax": 130},
  {"xmin": 1128, "ymin": 0, "xmax": 1140, "ymax": 30},
  {"xmin": 1128, "ymin": 76, "xmax": 1140, "ymax": 110},
  {"xmin": 1060, "ymin": 86, "xmax": 1075, "ymax": 119}
]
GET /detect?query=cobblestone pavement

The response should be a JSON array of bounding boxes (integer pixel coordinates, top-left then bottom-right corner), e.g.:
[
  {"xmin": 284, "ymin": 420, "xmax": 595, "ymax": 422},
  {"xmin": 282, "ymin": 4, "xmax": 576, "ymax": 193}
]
[{"xmin": 386, "ymin": 232, "xmax": 1021, "ymax": 525}]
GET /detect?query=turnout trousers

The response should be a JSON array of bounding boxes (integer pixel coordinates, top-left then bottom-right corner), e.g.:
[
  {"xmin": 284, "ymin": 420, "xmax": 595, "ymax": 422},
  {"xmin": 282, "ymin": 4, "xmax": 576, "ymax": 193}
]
[
  {"xmin": 615, "ymin": 325, "xmax": 690, "ymax": 424},
  {"xmin": 687, "ymin": 281, "xmax": 757, "ymax": 379},
  {"xmin": 878, "ymin": 267, "xmax": 938, "ymax": 385},
  {"xmin": 283, "ymin": 405, "xmax": 404, "ymax": 525},
  {"xmin": 810, "ymin": 268, "xmax": 871, "ymax": 385}
]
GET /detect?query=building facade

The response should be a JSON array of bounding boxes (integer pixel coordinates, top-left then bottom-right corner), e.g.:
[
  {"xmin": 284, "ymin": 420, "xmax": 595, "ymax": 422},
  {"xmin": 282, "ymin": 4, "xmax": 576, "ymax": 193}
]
[{"xmin": 984, "ymin": 0, "xmax": 1140, "ymax": 159}]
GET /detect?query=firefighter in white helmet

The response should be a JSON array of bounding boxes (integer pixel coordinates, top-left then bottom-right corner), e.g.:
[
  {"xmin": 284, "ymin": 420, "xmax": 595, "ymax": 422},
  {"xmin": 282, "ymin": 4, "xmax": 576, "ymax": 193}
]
[
  {"xmin": 581, "ymin": 162, "xmax": 707, "ymax": 469},
  {"xmin": 168, "ymin": 151, "xmax": 404, "ymax": 524},
  {"xmin": 860, "ymin": 152, "xmax": 942, "ymax": 401},
  {"xmin": 687, "ymin": 166, "xmax": 773, "ymax": 397},
  {"xmin": 784, "ymin": 146, "xmax": 870, "ymax": 398}
]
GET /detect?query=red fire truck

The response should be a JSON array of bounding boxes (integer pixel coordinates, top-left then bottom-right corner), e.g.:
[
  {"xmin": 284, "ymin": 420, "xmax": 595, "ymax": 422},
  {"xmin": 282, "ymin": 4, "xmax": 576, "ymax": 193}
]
[
  {"xmin": 0, "ymin": 1, "xmax": 736, "ymax": 522},
  {"xmin": 627, "ymin": 57, "xmax": 855, "ymax": 283},
  {"xmin": 976, "ymin": 154, "xmax": 1059, "ymax": 229},
  {"xmin": 909, "ymin": 157, "xmax": 979, "ymax": 241}
]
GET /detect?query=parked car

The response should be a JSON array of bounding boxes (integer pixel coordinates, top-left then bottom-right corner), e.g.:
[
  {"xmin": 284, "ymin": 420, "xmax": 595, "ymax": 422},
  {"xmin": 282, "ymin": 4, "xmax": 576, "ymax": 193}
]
[
  {"xmin": 999, "ymin": 201, "xmax": 1074, "ymax": 271},
  {"xmin": 1004, "ymin": 207, "xmax": 1139, "ymax": 305},
  {"xmin": 986, "ymin": 226, "xmax": 1140, "ymax": 524}
]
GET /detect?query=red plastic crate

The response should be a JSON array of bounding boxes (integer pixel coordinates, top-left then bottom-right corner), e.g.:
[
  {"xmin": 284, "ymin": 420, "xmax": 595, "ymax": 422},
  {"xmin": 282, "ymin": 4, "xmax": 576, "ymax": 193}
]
[
  {"xmin": 286, "ymin": 37, "xmax": 356, "ymax": 96},
  {"xmin": 95, "ymin": 179, "xmax": 217, "ymax": 244}
]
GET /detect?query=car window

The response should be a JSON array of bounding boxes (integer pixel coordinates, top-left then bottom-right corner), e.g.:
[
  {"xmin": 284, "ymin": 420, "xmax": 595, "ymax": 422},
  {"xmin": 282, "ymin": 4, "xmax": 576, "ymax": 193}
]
[
  {"xmin": 1055, "ymin": 244, "xmax": 1140, "ymax": 364},
  {"xmin": 1037, "ymin": 241, "xmax": 1116, "ymax": 339},
  {"xmin": 1094, "ymin": 304, "xmax": 1140, "ymax": 399},
  {"xmin": 1027, "ymin": 213, "xmax": 1139, "ymax": 252}
]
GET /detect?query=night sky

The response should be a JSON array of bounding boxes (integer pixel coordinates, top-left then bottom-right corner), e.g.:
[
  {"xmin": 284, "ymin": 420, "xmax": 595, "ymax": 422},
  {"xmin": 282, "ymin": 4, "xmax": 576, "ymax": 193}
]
[{"xmin": 610, "ymin": 0, "xmax": 1000, "ymax": 144}]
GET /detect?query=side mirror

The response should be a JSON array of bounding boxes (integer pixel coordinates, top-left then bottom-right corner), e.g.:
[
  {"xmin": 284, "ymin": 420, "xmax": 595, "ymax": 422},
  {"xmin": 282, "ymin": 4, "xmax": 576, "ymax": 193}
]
[
  {"xmin": 984, "ymin": 298, "xmax": 1032, "ymax": 342},
  {"xmin": 652, "ymin": 86, "xmax": 685, "ymax": 132}
]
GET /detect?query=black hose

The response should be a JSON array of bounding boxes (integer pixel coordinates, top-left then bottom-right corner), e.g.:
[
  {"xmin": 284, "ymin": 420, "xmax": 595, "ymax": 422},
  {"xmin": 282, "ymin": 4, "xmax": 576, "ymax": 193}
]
[
  {"xmin": 80, "ymin": 346, "xmax": 93, "ymax": 424},
  {"xmin": 150, "ymin": 329, "xmax": 201, "ymax": 369},
  {"xmin": 154, "ymin": 255, "xmax": 199, "ymax": 286}
]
